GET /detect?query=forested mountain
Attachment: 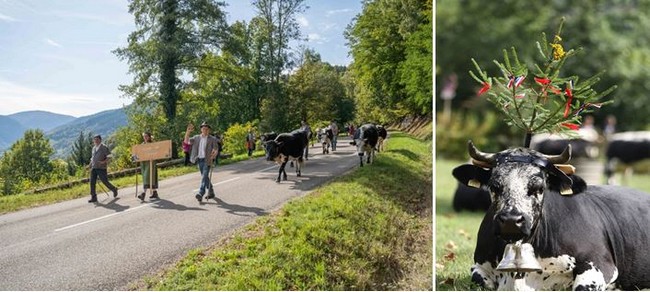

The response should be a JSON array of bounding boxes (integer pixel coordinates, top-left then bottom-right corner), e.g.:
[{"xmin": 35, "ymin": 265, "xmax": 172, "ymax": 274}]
[
  {"xmin": 8, "ymin": 111, "xmax": 76, "ymax": 132},
  {"xmin": 47, "ymin": 107, "xmax": 128, "ymax": 158},
  {"xmin": 0, "ymin": 116, "xmax": 27, "ymax": 150}
]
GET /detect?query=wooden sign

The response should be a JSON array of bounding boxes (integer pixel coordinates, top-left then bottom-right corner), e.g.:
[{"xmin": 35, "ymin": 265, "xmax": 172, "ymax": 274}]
[{"xmin": 131, "ymin": 140, "xmax": 172, "ymax": 162}]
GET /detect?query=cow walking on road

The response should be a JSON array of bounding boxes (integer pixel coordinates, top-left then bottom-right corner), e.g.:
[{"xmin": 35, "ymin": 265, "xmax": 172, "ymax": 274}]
[
  {"xmin": 453, "ymin": 141, "xmax": 650, "ymax": 290},
  {"xmin": 263, "ymin": 130, "xmax": 308, "ymax": 182},
  {"xmin": 353, "ymin": 124, "xmax": 379, "ymax": 167},
  {"xmin": 318, "ymin": 127, "xmax": 334, "ymax": 154}
]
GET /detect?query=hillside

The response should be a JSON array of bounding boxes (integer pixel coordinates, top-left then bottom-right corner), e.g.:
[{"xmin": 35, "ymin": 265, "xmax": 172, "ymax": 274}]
[
  {"xmin": 0, "ymin": 116, "xmax": 27, "ymax": 150},
  {"xmin": 47, "ymin": 107, "xmax": 128, "ymax": 158},
  {"xmin": 8, "ymin": 111, "xmax": 76, "ymax": 132}
]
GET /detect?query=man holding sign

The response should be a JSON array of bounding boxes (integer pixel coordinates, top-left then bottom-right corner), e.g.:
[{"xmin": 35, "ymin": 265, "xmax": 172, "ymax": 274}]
[{"xmin": 184, "ymin": 122, "xmax": 220, "ymax": 203}]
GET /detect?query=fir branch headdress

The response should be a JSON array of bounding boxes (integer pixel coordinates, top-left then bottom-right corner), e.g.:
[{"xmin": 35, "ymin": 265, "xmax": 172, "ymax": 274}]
[{"xmin": 469, "ymin": 18, "xmax": 616, "ymax": 147}]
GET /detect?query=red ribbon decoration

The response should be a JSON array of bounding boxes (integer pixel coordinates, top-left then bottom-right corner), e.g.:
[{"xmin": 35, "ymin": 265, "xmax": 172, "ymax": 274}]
[
  {"xmin": 563, "ymin": 85, "xmax": 573, "ymax": 118},
  {"xmin": 562, "ymin": 123, "xmax": 579, "ymax": 130},
  {"xmin": 478, "ymin": 82, "xmax": 491, "ymax": 96},
  {"xmin": 534, "ymin": 77, "xmax": 551, "ymax": 85}
]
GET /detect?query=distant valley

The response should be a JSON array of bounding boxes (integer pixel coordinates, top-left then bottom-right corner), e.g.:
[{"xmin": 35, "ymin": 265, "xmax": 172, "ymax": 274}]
[{"xmin": 0, "ymin": 108, "xmax": 128, "ymax": 158}]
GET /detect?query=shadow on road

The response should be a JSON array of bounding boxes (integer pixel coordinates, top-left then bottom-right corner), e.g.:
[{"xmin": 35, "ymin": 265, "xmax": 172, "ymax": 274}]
[
  {"xmin": 206, "ymin": 197, "xmax": 268, "ymax": 217},
  {"xmin": 94, "ymin": 198, "xmax": 130, "ymax": 212},
  {"xmin": 151, "ymin": 199, "xmax": 206, "ymax": 211}
]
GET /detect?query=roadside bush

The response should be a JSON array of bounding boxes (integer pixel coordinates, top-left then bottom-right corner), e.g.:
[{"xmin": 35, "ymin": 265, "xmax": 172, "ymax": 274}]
[{"xmin": 223, "ymin": 122, "xmax": 256, "ymax": 156}]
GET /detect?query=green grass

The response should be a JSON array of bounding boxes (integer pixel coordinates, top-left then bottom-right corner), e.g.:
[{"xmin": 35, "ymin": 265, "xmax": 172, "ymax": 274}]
[
  {"xmin": 130, "ymin": 132, "xmax": 433, "ymax": 291},
  {"xmin": 435, "ymin": 157, "xmax": 650, "ymax": 290},
  {"xmin": 0, "ymin": 151, "xmax": 267, "ymax": 215}
]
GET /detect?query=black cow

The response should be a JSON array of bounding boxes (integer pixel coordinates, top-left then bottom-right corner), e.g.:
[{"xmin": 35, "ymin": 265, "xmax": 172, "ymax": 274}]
[
  {"xmin": 605, "ymin": 131, "xmax": 650, "ymax": 184},
  {"xmin": 377, "ymin": 125, "xmax": 388, "ymax": 152},
  {"xmin": 452, "ymin": 183, "xmax": 491, "ymax": 212},
  {"xmin": 317, "ymin": 127, "xmax": 334, "ymax": 154},
  {"xmin": 353, "ymin": 124, "xmax": 379, "ymax": 167},
  {"xmin": 530, "ymin": 130, "xmax": 599, "ymax": 158},
  {"xmin": 453, "ymin": 141, "xmax": 650, "ymax": 290},
  {"xmin": 263, "ymin": 130, "xmax": 308, "ymax": 182}
]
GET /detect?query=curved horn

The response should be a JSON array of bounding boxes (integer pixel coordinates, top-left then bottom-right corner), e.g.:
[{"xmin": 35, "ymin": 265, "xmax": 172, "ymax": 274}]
[
  {"xmin": 540, "ymin": 144, "xmax": 572, "ymax": 164},
  {"xmin": 468, "ymin": 140, "xmax": 497, "ymax": 166}
]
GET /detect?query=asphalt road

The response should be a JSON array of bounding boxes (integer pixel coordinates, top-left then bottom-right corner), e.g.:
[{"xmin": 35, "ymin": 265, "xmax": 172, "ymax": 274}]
[{"xmin": 0, "ymin": 136, "xmax": 361, "ymax": 290}]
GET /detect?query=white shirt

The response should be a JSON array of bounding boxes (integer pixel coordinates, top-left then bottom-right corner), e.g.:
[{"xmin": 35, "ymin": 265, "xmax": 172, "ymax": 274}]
[{"xmin": 198, "ymin": 135, "xmax": 207, "ymax": 158}]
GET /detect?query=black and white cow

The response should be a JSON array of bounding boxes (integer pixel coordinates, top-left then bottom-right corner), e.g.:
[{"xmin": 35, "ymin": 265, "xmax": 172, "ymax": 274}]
[
  {"xmin": 604, "ymin": 131, "xmax": 650, "ymax": 184},
  {"xmin": 377, "ymin": 125, "xmax": 388, "ymax": 152},
  {"xmin": 530, "ymin": 129, "xmax": 600, "ymax": 159},
  {"xmin": 317, "ymin": 127, "xmax": 334, "ymax": 154},
  {"xmin": 353, "ymin": 124, "xmax": 379, "ymax": 167},
  {"xmin": 453, "ymin": 141, "xmax": 650, "ymax": 290},
  {"xmin": 263, "ymin": 130, "xmax": 308, "ymax": 182}
]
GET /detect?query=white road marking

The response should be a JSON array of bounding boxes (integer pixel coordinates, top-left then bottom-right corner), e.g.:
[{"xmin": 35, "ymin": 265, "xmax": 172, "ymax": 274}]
[
  {"xmin": 192, "ymin": 176, "xmax": 242, "ymax": 192},
  {"xmin": 54, "ymin": 203, "xmax": 154, "ymax": 232}
]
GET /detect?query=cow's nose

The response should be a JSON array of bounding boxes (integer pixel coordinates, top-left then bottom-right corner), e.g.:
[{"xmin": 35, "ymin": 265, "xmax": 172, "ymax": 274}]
[{"xmin": 497, "ymin": 212, "xmax": 525, "ymax": 227}]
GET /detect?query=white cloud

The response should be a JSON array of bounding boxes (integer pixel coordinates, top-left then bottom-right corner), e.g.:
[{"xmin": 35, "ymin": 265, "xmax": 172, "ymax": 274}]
[
  {"xmin": 0, "ymin": 79, "xmax": 123, "ymax": 117},
  {"xmin": 308, "ymin": 33, "xmax": 327, "ymax": 44},
  {"xmin": 326, "ymin": 9, "xmax": 352, "ymax": 17},
  {"xmin": 0, "ymin": 12, "xmax": 17, "ymax": 22},
  {"xmin": 297, "ymin": 15, "xmax": 309, "ymax": 27},
  {"xmin": 45, "ymin": 38, "xmax": 63, "ymax": 48}
]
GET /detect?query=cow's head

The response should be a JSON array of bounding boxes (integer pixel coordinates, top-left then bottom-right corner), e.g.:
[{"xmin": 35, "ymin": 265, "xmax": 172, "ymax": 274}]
[
  {"xmin": 264, "ymin": 140, "xmax": 282, "ymax": 162},
  {"xmin": 453, "ymin": 141, "xmax": 586, "ymax": 243}
]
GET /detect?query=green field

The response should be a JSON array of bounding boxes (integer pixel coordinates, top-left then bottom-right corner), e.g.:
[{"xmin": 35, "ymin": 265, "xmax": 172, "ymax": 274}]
[{"xmin": 435, "ymin": 157, "xmax": 650, "ymax": 290}]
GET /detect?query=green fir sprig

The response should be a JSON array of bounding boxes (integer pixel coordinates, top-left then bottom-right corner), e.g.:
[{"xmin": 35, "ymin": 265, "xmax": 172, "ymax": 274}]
[{"xmin": 469, "ymin": 19, "xmax": 616, "ymax": 146}]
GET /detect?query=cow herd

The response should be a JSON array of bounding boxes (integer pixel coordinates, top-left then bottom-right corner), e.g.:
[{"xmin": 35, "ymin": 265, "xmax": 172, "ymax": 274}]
[
  {"xmin": 260, "ymin": 123, "xmax": 388, "ymax": 183},
  {"xmin": 450, "ymin": 131, "xmax": 650, "ymax": 290}
]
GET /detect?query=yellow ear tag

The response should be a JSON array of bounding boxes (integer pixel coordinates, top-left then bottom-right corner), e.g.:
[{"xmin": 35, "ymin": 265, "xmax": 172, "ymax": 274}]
[
  {"xmin": 560, "ymin": 187, "xmax": 573, "ymax": 196},
  {"xmin": 468, "ymin": 179, "xmax": 481, "ymax": 188}
]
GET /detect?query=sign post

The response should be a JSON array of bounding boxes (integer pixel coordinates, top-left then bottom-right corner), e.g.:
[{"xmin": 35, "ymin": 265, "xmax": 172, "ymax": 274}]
[{"xmin": 131, "ymin": 140, "xmax": 172, "ymax": 196}]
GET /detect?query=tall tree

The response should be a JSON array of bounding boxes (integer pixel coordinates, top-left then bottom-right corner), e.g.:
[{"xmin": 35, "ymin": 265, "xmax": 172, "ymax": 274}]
[
  {"xmin": 252, "ymin": 0, "xmax": 308, "ymax": 131},
  {"xmin": 114, "ymin": 0, "xmax": 229, "ymax": 157},
  {"xmin": 345, "ymin": 0, "xmax": 429, "ymax": 123},
  {"xmin": 69, "ymin": 131, "xmax": 94, "ymax": 168}
]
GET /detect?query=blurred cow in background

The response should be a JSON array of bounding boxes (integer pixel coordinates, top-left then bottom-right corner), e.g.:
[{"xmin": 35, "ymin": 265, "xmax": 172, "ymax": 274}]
[
  {"xmin": 605, "ymin": 131, "xmax": 650, "ymax": 184},
  {"xmin": 317, "ymin": 127, "xmax": 334, "ymax": 154}
]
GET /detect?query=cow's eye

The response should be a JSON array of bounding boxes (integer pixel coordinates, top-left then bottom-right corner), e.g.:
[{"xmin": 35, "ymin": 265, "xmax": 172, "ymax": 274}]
[{"xmin": 527, "ymin": 187, "xmax": 542, "ymax": 197}]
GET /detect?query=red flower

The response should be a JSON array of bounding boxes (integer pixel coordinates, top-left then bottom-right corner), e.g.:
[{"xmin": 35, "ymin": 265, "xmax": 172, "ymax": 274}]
[
  {"xmin": 562, "ymin": 123, "xmax": 579, "ymax": 130},
  {"xmin": 478, "ymin": 82, "xmax": 491, "ymax": 96}
]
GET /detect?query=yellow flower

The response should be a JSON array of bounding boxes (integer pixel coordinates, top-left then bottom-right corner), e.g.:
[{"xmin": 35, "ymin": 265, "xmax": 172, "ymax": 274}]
[
  {"xmin": 554, "ymin": 35, "xmax": 562, "ymax": 43},
  {"xmin": 551, "ymin": 43, "xmax": 565, "ymax": 60}
]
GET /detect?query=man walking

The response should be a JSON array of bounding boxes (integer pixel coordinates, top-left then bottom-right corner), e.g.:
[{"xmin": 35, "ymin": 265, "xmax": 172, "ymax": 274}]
[
  {"xmin": 184, "ymin": 122, "xmax": 220, "ymax": 203},
  {"xmin": 88, "ymin": 135, "xmax": 118, "ymax": 203},
  {"xmin": 137, "ymin": 131, "xmax": 159, "ymax": 201},
  {"xmin": 329, "ymin": 120, "xmax": 339, "ymax": 151}
]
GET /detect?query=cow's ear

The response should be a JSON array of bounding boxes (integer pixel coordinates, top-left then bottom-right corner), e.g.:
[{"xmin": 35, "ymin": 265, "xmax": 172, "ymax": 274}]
[
  {"xmin": 547, "ymin": 167, "xmax": 587, "ymax": 195},
  {"xmin": 452, "ymin": 164, "xmax": 491, "ymax": 189}
]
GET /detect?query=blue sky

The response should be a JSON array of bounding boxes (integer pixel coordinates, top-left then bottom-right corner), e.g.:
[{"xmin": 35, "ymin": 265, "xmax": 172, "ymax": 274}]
[{"xmin": 0, "ymin": 0, "xmax": 362, "ymax": 117}]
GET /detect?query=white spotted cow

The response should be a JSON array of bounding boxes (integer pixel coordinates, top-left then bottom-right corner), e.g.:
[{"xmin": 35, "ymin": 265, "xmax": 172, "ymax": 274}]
[
  {"xmin": 317, "ymin": 127, "xmax": 334, "ymax": 154},
  {"xmin": 453, "ymin": 141, "xmax": 650, "ymax": 290},
  {"xmin": 352, "ymin": 124, "xmax": 379, "ymax": 167}
]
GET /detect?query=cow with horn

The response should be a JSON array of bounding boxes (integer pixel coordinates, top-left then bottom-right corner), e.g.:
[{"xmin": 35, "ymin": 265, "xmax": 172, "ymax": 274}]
[{"xmin": 453, "ymin": 140, "xmax": 650, "ymax": 290}]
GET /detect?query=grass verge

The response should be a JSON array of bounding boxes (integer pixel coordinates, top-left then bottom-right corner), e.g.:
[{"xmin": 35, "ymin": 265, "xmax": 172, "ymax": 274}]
[{"xmin": 129, "ymin": 131, "xmax": 433, "ymax": 290}]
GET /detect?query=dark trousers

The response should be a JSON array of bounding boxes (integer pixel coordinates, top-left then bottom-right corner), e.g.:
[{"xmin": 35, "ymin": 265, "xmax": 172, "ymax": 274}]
[
  {"xmin": 184, "ymin": 151, "xmax": 191, "ymax": 166},
  {"xmin": 90, "ymin": 168, "xmax": 117, "ymax": 197}
]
